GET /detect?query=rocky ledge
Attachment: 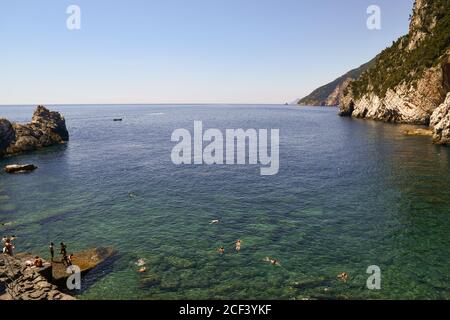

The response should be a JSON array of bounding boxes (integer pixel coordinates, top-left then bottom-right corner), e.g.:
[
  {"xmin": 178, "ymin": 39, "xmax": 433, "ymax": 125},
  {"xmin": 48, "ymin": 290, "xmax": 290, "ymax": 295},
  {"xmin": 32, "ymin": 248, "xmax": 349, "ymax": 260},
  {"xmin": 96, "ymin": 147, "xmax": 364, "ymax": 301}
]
[
  {"xmin": 0, "ymin": 248, "xmax": 115, "ymax": 300},
  {"xmin": 0, "ymin": 254, "xmax": 75, "ymax": 300},
  {"xmin": 0, "ymin": 106, "xmax": 69, "ymax": 158},
  {"xmin": 52, "ymin": 247, "xmax": 115, "ymax": 283}
]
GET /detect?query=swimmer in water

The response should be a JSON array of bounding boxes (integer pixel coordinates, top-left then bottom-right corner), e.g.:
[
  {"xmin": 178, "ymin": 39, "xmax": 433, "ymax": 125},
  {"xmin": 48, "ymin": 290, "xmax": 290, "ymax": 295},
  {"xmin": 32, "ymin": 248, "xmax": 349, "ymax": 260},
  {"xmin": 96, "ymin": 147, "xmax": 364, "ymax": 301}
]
[
  {"xmin": 129, "ymin": 192, "xmax": 136, "ymax": 198},
  {"xmin": 138, "ymin": 266, "xmax": 147, "ymax": 273},
  {"xmin": 136, "ymin": 259, "xmax": 146, "ymax": 267},
  {"xmin": 218, "ymin": 246, "xmax": 225, "ymax": 255},
  {"xmin": 235, "ymin": 240, "xmax": 242, "ymax": 252},
  {"xmin": 337, "ymin": 272, "xmax": 349, "ymax": 282},
  {"xmin": 264, "ymin": 257, "xmax": 281, "ymax": 266}
]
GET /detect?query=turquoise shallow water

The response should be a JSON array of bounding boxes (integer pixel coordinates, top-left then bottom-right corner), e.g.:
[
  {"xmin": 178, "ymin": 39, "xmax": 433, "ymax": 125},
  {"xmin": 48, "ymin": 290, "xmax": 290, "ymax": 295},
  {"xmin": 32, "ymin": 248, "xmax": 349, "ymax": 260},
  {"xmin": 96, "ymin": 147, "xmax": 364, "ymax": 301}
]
[{"xmin": 0, "ymin": 104, "xmax": 449, "ymax": 300}]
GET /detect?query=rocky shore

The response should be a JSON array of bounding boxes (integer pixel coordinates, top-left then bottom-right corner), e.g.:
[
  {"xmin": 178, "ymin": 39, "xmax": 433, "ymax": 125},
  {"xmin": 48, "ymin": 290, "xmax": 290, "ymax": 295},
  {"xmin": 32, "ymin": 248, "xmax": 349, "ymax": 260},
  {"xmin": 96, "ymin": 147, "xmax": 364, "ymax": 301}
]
[
  {"xmin": 0, "ymin": 254, "xmax": 75, "ymax": 300},
  {"xmin": 0, "ymin": 106, "xmax": 69, "ymax": 158},
  {"xmin": 0, "ymin": 248, "xmax": 114, "ymax": 300}
]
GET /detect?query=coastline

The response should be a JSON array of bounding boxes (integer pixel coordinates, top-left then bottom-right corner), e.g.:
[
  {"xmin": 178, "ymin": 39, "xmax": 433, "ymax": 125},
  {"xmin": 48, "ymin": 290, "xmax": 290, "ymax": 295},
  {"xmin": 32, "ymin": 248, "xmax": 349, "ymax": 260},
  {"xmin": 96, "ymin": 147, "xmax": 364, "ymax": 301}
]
[
  {"xmin": 0, "ymin": 247, "xmax": 114, "ymax": 300},
  {"xmin": 0, "ymin": 253, "xmax": 75, "ymax": 300}
]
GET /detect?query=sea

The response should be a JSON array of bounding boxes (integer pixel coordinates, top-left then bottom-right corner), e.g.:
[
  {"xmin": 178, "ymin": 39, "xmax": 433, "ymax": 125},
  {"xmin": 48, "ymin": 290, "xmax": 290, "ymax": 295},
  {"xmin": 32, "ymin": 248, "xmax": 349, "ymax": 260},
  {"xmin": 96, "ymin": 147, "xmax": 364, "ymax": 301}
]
[{"xmin": 0, "ymin": 104, "xmax": 449, "ymax": 299}]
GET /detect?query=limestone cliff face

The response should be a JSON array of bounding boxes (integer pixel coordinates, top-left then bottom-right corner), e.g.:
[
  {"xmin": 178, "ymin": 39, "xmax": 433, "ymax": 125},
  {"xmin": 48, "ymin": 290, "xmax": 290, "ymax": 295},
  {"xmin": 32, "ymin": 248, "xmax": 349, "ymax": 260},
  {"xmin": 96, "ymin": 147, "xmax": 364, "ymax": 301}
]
[
  {"xmin": 430, "ymin": 93, "xmax": 450, "ymax": 145},
  {"xmin": 407, "ymin": 0, "xmax": 437, "ymax": 51},
  {"xmin": 0, "ymin": 106, "xmax": 69, "ymax": 157},
  {"xmin": 324, "ymin": 78, "xmax": 353, "ymax": 106},
  {"xmin": 339, "ymin": 0, "xmax": 450, "ymax": 132},
  {"xmin": 342, "ymin": 61, "xmax": 449, "ymax": 124}
]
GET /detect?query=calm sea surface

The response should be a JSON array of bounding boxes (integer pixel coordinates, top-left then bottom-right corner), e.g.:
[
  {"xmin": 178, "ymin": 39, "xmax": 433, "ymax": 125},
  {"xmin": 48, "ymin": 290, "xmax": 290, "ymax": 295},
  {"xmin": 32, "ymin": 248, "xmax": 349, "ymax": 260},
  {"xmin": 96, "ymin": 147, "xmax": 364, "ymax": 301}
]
[{"xmin": 0, "ymin": 105, "xmax": 449, "ymax": 299}]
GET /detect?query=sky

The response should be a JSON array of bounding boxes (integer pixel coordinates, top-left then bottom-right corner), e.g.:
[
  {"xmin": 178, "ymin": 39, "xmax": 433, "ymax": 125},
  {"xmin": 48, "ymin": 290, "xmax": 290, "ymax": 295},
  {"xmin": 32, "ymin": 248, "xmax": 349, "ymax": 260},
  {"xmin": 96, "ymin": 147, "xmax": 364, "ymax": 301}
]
[{"xmin": 0, "ymin": 0, "xmax": 414, "ymax": 105}]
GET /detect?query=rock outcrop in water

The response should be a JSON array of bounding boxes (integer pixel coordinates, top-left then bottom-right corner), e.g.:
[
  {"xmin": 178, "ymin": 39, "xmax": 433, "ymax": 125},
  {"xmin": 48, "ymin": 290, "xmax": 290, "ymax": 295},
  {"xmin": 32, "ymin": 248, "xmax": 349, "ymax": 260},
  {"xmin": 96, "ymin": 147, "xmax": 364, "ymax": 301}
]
[
  {"xmin": 51, "ymin": 247, "xmax": 115, "ymax": 283},
  {"xmin": 4, "ymin": 164, "xmax": 38, "ymax": 174},
  {"xmin": 0, "ymin": 106, "xmax": 69, "ymax": 158},
  {"xmin": 339, "ymin": 0, "xmax": 450, "ymax": 130}
]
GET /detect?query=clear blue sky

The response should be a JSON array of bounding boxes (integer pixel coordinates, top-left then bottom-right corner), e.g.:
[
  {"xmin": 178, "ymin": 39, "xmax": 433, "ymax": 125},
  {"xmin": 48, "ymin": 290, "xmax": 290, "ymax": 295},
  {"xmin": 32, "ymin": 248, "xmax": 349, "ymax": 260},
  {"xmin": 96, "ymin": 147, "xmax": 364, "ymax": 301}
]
[{"xmin": 0, "ymin": 0, "xmax": 414, "ymax": 105}]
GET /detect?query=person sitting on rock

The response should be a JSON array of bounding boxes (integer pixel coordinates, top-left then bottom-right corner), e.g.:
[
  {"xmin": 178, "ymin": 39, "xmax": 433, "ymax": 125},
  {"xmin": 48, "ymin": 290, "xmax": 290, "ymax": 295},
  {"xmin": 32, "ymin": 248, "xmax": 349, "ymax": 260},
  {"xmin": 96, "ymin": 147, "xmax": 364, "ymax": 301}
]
[
  {"xmin": 62, "ymin": 254, "xmax": 69, "ymax": 266},
  {"xmin": 34, "ymin": 256, "xmax": 43, "ymax": 268},
  {"xmin": 3, "ymin": 239, "xmax": 14, "ymax": 256}
]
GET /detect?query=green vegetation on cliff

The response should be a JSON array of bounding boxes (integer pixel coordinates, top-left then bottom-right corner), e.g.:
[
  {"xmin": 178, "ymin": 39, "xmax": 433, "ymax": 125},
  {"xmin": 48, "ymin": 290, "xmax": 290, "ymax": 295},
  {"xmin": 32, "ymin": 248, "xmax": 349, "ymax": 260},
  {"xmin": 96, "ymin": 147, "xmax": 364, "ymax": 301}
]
[
  {"xmin": 298, "ymin": 59, "xmax": 375, "ymax": 106},
  {"xmin": 352, "ymin": 0, "xmax": 450, "ymax": 100}
]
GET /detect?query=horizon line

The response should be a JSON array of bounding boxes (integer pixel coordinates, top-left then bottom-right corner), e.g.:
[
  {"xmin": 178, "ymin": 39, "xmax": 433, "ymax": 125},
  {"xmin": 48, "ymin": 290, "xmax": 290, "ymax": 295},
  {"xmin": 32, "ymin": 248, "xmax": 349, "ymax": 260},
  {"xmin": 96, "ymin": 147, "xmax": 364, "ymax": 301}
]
[{"xmin": 0, "ymin": 102, "xmax": 299, "ymax": 107}]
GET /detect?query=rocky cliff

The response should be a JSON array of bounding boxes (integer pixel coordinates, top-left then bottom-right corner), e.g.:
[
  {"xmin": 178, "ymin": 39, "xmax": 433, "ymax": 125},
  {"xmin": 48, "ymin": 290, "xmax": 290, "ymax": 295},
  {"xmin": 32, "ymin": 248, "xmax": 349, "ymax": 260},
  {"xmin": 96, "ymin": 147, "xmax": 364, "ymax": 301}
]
[
  {"xmin": 430, "ymin": 92, "xmax": 450, "ymax": 145},
  {"xmin": 0, "ymin": 106, "xmax": 69, "ymax": 157},
  {"xmin": 298, "ymin": 59, "xmax": 375, "ymax": 106},
  {"xmin": 339, "ymin": 0, "xmax": 450, "ymax": 144}
]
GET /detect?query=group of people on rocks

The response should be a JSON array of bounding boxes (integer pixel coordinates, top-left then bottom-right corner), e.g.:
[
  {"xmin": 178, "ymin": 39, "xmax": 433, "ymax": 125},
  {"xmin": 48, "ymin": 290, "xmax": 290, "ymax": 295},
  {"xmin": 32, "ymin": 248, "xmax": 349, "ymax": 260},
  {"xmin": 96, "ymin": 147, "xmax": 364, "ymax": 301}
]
[
  {"xmin": 2, "ymin": 236, "xmax": 74, "ymax": 268},
  {"xmin": 49, "ymin": 242, "xmax": 74, "ymax": 266}
]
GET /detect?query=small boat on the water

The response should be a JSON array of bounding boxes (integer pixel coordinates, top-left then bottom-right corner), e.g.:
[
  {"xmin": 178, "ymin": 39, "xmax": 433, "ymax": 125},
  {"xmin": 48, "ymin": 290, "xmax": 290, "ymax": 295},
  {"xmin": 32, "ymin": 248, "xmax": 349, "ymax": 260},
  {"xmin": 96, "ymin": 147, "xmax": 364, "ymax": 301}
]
[
  {"xmin": 4, "ymin": 164, "xmax": 38, "ymax": 174},
  {"xmin": 113, "ymin": 118, "xmax": 123, "ymax": 122}
]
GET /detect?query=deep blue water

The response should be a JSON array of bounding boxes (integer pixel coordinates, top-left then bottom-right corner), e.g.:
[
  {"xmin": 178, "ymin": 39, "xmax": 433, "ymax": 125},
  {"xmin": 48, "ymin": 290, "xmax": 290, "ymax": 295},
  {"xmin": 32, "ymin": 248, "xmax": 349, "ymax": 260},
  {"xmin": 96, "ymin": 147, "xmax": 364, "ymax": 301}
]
[{"xmin": 0, "ymin": 104, "xmax": 449, "ymax": 299}]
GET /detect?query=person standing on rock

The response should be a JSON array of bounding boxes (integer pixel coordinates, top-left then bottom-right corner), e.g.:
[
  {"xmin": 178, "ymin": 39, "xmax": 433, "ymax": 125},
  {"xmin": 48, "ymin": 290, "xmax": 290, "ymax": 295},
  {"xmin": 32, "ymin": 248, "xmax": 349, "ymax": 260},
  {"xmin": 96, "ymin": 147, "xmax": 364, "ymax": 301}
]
[
  {"xmin": 60, "ymin": 242, "xmax": 67, "ymax": 263},
  {"xmin": 49, "ymin": 242, "xmax": 55, "ymax": 261}
]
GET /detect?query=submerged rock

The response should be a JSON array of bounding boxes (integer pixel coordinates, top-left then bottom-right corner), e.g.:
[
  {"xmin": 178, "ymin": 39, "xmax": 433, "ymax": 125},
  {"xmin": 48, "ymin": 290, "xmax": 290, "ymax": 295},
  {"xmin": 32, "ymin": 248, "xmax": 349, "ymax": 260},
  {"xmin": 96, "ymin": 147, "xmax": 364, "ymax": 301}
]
[
  {"xmin": 292, "ymin": 277, "xmax": 332, "ymax": 290},
  {"xmin": 0, "ymin": 106, "xmax": 69, "ymax": 158},
  {"xmin": 140, "ymin": 273, "xmax": 161, "ymax": 288},
  {"xmin": 403, "ymin": 128, "xmax": 433, "ymax": 137}
]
